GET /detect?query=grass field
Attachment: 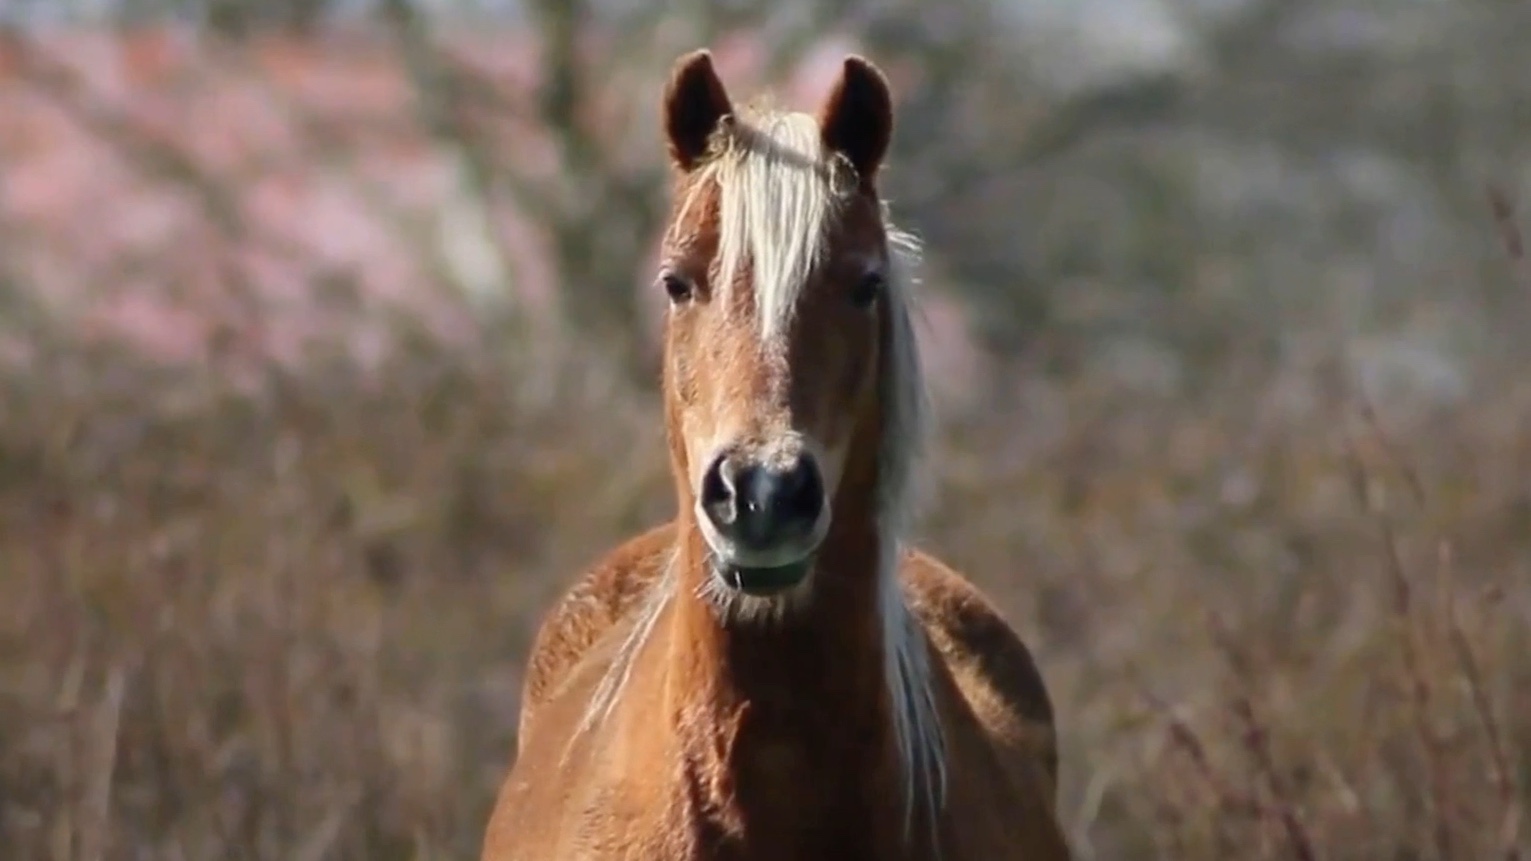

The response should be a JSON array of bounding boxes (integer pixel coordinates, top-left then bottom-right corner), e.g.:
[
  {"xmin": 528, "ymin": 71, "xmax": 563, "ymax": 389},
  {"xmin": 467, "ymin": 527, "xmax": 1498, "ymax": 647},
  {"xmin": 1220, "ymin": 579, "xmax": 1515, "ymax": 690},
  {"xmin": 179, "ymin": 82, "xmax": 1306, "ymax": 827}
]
[{"xmin": 0, "ymin": 318, "xmax": 1526, "ymax": 860}]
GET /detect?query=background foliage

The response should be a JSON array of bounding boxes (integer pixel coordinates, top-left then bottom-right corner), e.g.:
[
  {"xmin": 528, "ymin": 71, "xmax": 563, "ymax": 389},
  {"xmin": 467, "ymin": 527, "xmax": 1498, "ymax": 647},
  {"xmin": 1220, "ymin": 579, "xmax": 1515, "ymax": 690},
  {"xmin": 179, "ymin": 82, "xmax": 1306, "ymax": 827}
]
[{"xmin": 1, "ymin": 0, "xmax": 1528, "ymax": 858}]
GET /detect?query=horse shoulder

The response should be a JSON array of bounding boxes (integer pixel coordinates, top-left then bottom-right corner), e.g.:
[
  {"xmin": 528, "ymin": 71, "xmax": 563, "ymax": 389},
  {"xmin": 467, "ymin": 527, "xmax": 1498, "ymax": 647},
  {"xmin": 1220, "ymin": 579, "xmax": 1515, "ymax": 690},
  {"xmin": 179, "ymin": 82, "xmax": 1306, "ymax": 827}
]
[
  {"xmin": 899, "ymin": 548, "xmax": 1061, "ymax": 790},
  {"xmin": 516, "ymin": 521, "xmax": 677, "ymax": 746}
]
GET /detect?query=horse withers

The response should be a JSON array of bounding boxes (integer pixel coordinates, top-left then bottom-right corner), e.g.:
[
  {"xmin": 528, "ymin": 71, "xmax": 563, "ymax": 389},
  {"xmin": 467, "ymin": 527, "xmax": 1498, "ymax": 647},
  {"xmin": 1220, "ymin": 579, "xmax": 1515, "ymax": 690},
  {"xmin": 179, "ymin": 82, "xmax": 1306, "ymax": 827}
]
[{"xmin": 480, "ymin": 49, "xmax": 1072, "ymax": 861}]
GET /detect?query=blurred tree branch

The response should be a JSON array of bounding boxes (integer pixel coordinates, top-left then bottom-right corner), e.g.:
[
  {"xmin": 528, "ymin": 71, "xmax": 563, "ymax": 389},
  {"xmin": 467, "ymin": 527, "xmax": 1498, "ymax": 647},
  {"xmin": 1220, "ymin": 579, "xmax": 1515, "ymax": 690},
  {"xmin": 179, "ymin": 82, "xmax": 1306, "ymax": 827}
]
[
  {"xmin": 114, "ymin": 0, "xmax": 330, "ymax": 35},
  {"xmin": 378, "ymin": 0, "xmax": 525, "ymax": 322},
  {"xmin": 378, "ymin": 0, "xmax": 879, "ymax": 383},
  {"xmin": 524, "ymin": 0, "xmax": 657, "ymax": 366},
  {"xmin": 381, "ymin": 0, "xmax": 667, "ymax": 380},
  {"xmin": 854, "ymin": 4, "xmax": 1188, "ymax": 353}
]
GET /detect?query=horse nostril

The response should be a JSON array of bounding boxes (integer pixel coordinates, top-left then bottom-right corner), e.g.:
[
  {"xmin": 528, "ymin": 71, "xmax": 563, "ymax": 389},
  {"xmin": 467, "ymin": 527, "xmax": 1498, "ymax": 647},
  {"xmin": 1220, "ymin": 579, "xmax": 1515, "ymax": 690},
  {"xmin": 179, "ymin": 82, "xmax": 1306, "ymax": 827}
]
[
  {"xmin": 778, "ymin": 458, "xmax": 824, "ymax": 525},
  {"xmin": 701, "ymin": 455, "xmax": 738, "ymax": 526},
  {"xmin": 699, "ymin": 453, "xmax": 825, "ymax": 547},
  {"xmin": 738, "ymin": 458, "xmax": 823, "ymax": 536}
]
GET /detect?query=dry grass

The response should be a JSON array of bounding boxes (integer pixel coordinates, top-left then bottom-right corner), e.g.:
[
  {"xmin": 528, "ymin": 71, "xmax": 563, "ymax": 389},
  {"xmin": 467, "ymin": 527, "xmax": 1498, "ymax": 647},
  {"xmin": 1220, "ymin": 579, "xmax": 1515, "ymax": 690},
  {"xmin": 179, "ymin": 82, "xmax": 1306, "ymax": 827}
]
[
  {"xmin": 2, "ymin": 202, "xmax": 1529, "ymax": 861},
  {"xmin": 1, "ymin": 322, "xmax": 1526, "ymax": 861}
]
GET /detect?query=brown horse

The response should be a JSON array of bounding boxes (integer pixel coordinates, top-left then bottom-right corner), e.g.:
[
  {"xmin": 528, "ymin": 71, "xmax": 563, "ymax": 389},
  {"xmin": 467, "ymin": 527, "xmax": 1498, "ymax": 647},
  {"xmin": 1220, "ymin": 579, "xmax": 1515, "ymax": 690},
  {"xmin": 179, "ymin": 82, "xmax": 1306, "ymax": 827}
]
[{"xmin": 480, "ymin": 49, "xmax": 1071, "ymax": 861}]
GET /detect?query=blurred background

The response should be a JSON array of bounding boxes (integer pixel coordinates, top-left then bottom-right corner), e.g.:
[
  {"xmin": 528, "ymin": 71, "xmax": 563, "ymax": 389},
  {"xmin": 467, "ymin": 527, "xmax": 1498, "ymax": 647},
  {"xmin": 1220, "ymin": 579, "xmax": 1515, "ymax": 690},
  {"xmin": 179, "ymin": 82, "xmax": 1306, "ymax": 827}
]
[{"xmin": 1, "ymin": 0, "xmax": 1528, "ymax": 858}]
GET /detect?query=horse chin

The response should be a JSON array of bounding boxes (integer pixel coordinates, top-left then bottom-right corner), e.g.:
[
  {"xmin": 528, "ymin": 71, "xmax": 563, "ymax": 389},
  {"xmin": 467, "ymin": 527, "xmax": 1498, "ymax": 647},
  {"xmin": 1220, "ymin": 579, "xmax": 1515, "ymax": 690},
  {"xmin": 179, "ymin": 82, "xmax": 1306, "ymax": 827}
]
[
  {"xmin": 694, "ymin": 504, "xmax": 831, "ymax": 599},
  {"xmin": 709, "ymin": 554, "xmax": 817, "ymax": 598}
]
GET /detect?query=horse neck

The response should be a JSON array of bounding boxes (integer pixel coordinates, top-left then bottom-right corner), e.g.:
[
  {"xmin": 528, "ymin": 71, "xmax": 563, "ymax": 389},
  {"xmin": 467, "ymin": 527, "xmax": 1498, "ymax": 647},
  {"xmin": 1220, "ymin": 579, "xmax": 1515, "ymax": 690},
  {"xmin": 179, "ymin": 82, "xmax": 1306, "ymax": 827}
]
[
  {"xmin": 658, "ymin": 446, "xmax": 906, "ymax": 834},
  {"xmin": 666, "ymin": 488, "xmax": 888, "ymax": 716}
]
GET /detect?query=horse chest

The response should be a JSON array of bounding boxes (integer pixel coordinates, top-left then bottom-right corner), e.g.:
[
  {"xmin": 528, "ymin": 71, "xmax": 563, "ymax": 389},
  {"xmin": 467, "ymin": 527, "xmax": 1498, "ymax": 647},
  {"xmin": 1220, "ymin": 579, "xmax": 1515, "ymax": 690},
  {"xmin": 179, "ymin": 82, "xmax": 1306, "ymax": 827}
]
[{"xmin": 569, "ymin": 751, "xmax": 907, "ymax": 861}]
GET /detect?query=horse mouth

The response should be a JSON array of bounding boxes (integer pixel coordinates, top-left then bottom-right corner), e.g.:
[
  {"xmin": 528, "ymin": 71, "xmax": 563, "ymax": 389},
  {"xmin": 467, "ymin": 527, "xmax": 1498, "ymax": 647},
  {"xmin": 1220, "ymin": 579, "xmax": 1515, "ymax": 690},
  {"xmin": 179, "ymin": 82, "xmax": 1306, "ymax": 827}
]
[{"xmin": 712, "ymin": 556, "xmax": 814, "ymax": 597}]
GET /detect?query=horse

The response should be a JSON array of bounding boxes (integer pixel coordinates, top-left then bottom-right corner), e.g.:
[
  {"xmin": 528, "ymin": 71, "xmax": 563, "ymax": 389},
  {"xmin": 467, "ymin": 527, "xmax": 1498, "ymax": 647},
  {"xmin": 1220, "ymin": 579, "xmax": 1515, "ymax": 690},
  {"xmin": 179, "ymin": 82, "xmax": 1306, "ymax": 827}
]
[{"xmin": 480, "ymin": 49, "xmax": 1072, "ymax": 861}]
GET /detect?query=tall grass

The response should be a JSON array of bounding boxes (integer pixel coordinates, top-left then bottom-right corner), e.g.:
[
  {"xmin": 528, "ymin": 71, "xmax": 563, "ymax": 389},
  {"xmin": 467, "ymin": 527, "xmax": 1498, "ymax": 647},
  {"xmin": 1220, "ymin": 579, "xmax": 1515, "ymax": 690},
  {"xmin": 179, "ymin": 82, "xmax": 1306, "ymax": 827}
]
[{"xmin": 1, "ymin": 295, "xmax": 1526, "ymax": 859}]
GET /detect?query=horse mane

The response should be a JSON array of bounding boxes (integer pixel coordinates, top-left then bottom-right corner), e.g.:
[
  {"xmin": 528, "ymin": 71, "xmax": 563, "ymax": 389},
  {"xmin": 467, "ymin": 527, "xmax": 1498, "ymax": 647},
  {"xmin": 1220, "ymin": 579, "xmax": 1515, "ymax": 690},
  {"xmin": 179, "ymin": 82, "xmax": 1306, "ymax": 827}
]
[{"xmin": 577, "ymin": 99, "xmax": 946, "ymax": 836}]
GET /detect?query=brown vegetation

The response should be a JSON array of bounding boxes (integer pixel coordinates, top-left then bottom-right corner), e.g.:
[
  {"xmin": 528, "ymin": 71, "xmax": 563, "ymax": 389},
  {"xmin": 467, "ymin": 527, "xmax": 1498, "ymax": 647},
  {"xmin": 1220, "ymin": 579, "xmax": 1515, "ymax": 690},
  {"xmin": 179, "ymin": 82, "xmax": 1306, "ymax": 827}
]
[{"xmin": 4, "ymin": 283, "xmax": 1528, "ymax": 859}]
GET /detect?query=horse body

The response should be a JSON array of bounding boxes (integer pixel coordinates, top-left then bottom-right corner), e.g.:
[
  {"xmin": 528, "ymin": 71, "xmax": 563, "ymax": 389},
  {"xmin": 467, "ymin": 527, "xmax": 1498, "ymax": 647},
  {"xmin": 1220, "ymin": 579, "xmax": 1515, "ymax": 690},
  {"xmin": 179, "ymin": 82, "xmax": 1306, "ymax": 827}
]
[
  {"xmin": 483, "ymin": 525, "xmax": 1067, "ymax": 861},
  {"xmin": 481, "ymin": 48, "xmax": 1071, "ymax": 861}
]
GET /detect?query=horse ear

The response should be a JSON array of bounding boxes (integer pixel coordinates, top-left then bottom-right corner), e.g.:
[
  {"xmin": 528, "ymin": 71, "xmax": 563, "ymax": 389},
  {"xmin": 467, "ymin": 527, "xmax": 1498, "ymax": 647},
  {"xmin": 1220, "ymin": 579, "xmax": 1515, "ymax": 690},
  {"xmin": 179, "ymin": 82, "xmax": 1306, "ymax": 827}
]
[
  {"xmin": 663, "ymin": 49, "xmax": 733, "ymax": 171},
  {"xmin": 818, "ymin": 56, "xmax": 894, "ymax": 188}
]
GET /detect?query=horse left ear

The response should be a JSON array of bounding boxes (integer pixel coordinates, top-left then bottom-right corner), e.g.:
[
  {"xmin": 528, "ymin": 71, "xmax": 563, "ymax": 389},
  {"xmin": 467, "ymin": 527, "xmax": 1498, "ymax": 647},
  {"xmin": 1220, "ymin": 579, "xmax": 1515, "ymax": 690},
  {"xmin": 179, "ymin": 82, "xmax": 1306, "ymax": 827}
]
[
  {"xmin": 817, "ymin": 56, "xmax": 894, "ymax": 188},
  {"xmin": 663, "ymin": 49, "xmax": 734, "ymax": 171}
]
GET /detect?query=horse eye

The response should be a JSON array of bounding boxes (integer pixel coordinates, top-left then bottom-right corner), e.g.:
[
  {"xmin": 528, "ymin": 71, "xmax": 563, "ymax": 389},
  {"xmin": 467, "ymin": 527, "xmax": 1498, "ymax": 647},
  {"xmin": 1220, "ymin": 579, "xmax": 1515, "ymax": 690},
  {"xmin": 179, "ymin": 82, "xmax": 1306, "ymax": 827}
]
[
  {"xmin": 660, "ymin": 272, "xmax": 695, "ymax": 304},
  {"xmin": 850, "ymin": 271, "xmax": 884, "ymax": 308}
]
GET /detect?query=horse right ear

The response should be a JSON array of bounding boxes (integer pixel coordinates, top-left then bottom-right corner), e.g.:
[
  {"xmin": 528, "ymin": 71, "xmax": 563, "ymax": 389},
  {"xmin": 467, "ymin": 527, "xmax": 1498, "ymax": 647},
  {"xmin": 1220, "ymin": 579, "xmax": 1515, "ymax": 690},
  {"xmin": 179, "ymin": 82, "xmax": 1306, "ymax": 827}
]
[{"xmin": 663, "ymin": 49, "xmax": 733, "ymax": 171}]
